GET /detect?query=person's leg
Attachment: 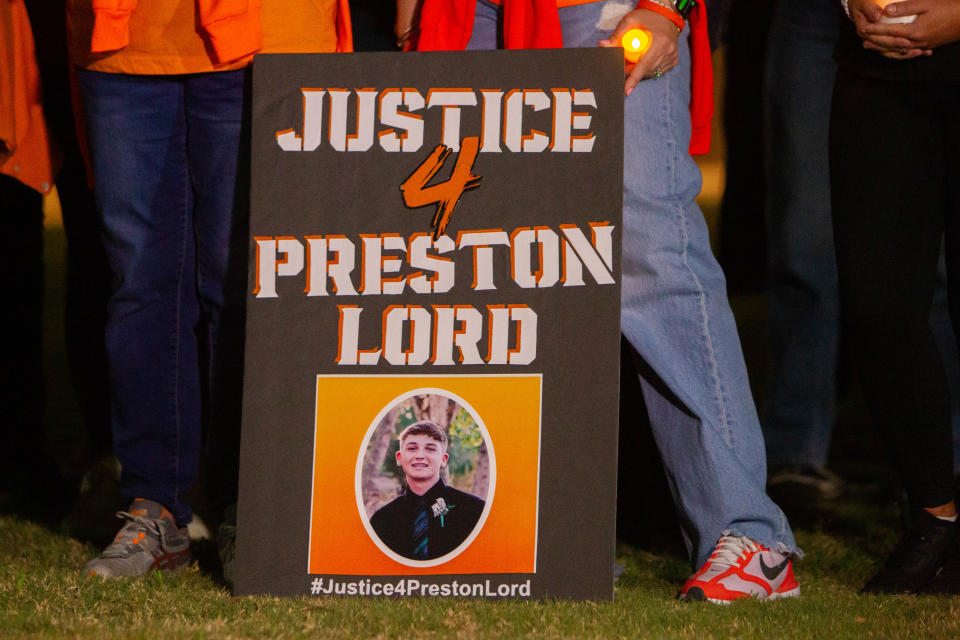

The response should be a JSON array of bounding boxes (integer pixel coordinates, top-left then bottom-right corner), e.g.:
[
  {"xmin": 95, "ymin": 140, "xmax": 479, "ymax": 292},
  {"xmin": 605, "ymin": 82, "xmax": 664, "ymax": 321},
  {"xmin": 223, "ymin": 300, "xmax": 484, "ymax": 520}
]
[
  {"xmin": 76, "ymin": 70, "xmax": 202, "ymax": 527},
  {"xmin": 929, "ymin": 251, "xmax": 960, "ymax": 476},
  {"xmin": 761, "ymin": 0, "xmax": 841, "ymax": 471},
  {"xmin": 25, "ymin": 0, "xmax": 112, "ymax": 460},
  {"xmin": 561, "ymin": 1, "xmax": 797, "ymax": 568},
  {"xmin": 59, "ymin": 151, "xmax": 113, "ymax": 459},
  {"xmin": 0, "ymin": 175, "xmax": 74, "ymax": 521},
  {"xmin": 943, "ymin": 85, "xmax": 960, "ymax": 478},
  {"xmin": 716, "ymin": 0, "xmax": 775, "ymax": 293},
  {"xmin": 183, "ymin": 69, "xmax": 249, "ymax": 521},
  {"xmin": 830, "ymin": 71, "xmax": 954, "ymax": 511},
  {"xmin": 831, "ymin": 70, "xmax": 957, "ymax": 594},
  {"xmin": 0, "ymin": 174, "xmax": 44, "ymax": 461}
]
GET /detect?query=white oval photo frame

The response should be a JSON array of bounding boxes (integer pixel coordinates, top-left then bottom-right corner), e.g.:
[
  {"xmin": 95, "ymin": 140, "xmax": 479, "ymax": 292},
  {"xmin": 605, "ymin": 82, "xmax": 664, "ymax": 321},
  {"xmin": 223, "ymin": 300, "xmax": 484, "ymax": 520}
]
[{"xmin": 355, "ymin": 387, "xmax": 496, "ymax": 568}]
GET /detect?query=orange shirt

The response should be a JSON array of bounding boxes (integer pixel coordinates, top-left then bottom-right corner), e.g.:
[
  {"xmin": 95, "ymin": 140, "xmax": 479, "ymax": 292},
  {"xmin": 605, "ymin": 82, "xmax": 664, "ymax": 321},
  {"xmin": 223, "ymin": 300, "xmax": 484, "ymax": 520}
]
[{"xmin": 68, "ymin": 0, "xmax": 342, "ymax": 75}]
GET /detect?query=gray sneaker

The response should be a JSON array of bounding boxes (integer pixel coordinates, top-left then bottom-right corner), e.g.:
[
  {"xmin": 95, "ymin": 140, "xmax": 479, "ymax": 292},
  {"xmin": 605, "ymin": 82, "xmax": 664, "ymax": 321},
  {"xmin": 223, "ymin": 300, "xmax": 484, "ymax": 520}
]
[{"xmin": 84, "ymin": 498, "xmax": 191, "ymax": 578}]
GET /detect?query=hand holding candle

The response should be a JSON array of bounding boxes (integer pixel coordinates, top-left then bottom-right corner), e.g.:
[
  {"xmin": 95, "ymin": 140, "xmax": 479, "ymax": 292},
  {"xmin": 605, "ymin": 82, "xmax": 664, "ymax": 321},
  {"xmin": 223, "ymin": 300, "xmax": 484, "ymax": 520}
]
[
  {"xmin": 875, "ymin": 0, "xmax": 917, "ymax": 24},
  {"xmin": 848, "ymin": 0, "xmax": 958, "ymax": 59},
  {"xmin": 621, "ymin": 28, "xmax": 652, "ymax": 64},
  {"xmin": 599, "ymin": 9, "xmax": 680, "ymax": 96}
]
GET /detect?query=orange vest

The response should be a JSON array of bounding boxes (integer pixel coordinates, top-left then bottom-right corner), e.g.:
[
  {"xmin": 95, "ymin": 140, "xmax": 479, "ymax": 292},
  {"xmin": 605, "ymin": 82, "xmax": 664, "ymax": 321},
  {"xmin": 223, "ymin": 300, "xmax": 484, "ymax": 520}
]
[
  {"xmin": 0, "ymin": 0, "xmax": 59, "ymax": 193},
  {"xmin": 68, "ymin": 0, "xmax": 353, "ymax": 74}
]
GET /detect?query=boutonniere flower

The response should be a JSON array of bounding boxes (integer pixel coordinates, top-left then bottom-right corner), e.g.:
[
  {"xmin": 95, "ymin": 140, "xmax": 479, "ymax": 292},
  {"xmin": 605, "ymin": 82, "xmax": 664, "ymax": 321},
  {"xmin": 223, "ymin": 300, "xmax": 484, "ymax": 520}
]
[{"xmin": 431, "ymin": 498, "xmax": 454, "ymax": 527}]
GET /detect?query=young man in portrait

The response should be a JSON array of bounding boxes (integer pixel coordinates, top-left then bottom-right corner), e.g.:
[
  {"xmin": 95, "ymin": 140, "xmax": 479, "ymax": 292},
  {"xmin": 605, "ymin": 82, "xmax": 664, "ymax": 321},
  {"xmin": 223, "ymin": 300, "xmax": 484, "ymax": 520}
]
[{"xmin": 371, "ymin": 421, "xmax": 485, "ymax": 560}]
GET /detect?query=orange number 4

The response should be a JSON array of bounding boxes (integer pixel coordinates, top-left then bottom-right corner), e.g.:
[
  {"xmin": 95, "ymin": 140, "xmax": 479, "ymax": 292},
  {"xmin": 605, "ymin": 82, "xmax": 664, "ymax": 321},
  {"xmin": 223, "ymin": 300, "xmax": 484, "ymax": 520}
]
[{"xmin": 400, "ymin": 136, "xmax": 482, "ymax": 240}]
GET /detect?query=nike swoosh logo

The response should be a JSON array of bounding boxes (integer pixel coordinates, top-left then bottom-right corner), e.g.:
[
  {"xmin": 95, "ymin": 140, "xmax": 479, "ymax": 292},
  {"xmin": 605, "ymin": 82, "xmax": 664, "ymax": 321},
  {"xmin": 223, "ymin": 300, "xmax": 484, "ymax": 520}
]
[{"xmin": 759, "ymin": 557, "xmax": 789, "ymax": 580}]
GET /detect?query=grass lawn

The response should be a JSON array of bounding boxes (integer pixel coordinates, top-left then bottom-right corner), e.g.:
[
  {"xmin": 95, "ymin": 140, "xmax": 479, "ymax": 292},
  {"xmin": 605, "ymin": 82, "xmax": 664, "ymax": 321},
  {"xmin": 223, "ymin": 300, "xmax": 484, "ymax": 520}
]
[
  {"xmin": 13, "ymin": 172, "xmax": 958, "ymax": 637},
  {"xmin": 3, "ymin": 491, "xmax": 960, "ymax": 639}
]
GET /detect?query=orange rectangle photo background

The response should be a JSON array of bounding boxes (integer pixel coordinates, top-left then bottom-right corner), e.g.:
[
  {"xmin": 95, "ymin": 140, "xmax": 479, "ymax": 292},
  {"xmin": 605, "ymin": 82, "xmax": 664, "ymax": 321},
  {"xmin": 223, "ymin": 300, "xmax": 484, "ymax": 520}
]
[{"xmin": 308, "ymin": 375, "xmax": 542, "ymax": 575}]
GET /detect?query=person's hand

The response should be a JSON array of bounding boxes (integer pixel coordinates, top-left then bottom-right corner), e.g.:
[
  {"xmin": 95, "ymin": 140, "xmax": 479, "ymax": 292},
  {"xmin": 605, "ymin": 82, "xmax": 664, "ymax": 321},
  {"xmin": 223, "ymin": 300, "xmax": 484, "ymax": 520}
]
[
  {"xmin": 846, "ymin": 0, "xmax": 928, "ymax": 58},
  {"xmin": 858, "ymin": 0, "xmax": 960, "ymax": 55},
  {"xmin": 599, "ymin": 9, "xmax": 680, "ymax": 96},
  {"xmin": 396, "ymin": 0, "xmax": 422, "ymax": 50},
  {"xmin": 848, "ymin": 0, "xmax": 885, "ymax": 27}
]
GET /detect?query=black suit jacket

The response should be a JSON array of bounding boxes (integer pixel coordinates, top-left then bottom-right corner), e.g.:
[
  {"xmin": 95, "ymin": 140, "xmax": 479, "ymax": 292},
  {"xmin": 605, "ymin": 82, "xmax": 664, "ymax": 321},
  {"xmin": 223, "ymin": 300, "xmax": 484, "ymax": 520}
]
[{"xmin": 370, "ymin": 480, "xmax": 485, "ymax": 560}]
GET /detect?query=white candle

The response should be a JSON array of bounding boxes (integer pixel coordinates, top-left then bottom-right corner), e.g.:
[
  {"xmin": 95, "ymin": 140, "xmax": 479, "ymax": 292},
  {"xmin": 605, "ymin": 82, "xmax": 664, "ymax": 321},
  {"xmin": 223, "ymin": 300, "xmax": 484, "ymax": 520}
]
[{"xmin": 876, "ymin": 0, "xmax": 917, "ymax": 24}]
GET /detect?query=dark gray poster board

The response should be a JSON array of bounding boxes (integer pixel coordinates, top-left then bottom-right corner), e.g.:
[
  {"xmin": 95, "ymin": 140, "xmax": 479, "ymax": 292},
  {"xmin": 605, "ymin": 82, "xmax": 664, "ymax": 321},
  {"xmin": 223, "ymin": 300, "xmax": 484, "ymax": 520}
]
[{"xmin": 236, "ymin": 49, "xmax": 623, "ymax": 600}]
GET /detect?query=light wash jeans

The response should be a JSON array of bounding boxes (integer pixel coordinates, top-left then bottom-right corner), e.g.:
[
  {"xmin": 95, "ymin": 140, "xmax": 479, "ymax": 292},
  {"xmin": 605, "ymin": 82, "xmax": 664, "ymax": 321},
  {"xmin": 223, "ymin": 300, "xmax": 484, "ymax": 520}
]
[{"xmin": 469, "ymin": 0, "xmax": 798, "ymax": 567}]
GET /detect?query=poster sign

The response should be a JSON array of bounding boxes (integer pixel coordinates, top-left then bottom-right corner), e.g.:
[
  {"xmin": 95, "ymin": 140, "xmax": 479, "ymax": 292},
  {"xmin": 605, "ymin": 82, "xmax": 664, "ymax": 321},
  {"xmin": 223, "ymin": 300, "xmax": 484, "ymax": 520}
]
[{"xmin": 236, "ymin": 49, "xmax": 623, "ymax": 600}]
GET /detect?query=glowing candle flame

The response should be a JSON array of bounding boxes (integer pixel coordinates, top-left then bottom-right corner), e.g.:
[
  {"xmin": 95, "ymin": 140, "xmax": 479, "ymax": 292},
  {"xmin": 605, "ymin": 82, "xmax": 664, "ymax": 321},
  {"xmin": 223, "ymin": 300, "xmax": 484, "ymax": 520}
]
[{"xmin": 621, "ymin": 28, "xmax": 652, "ymax": 64}]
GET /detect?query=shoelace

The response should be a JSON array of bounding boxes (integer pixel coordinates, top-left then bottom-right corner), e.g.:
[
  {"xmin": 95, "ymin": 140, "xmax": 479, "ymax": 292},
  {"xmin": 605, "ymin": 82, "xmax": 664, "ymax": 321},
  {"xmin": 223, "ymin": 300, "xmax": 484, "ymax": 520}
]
[
  {"xmin": 709, "ymin": 534, "xmax": 761, "ymax": 567},
  {"xmin": 101, "ymin": 511, "xmax": 166, "ymax": 557}
]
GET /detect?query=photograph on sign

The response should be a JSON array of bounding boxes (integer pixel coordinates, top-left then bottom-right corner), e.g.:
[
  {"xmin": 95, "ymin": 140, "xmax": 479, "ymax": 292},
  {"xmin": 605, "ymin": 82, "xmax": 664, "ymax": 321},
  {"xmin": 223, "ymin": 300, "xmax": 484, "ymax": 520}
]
[
  {"xmin": 307, "ymin": 375, "xmax": 539, "ymax": 577},
  {"xmin": 358, "ymin": 389, "xmax": 494, "ymax": 566}
]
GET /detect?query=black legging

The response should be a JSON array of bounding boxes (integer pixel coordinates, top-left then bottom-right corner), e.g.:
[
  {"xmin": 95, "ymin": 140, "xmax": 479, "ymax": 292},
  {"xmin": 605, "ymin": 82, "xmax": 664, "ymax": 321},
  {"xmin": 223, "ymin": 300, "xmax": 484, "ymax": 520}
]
[{"xmin": 829, "ymin": 69, "xmax": 958, "ymax": 509}]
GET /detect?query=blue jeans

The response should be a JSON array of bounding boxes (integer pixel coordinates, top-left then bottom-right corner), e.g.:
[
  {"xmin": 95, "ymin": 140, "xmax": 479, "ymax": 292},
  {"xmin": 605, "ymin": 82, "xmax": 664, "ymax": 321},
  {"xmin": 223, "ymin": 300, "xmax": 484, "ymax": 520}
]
[
  {"xmin": 762, "ymin": 0, "xmax": 840, "ymax": 468},
  {"xmin": 470, "ymin": 0, "xmax": 798, "ymax": 566},
  {"xmin": 763, "ymin": 0, "xmax": 960, "ymax": 472},
  {"xmin": 76, "ymin": 69, "xmax": 249, "ymax": 525}
]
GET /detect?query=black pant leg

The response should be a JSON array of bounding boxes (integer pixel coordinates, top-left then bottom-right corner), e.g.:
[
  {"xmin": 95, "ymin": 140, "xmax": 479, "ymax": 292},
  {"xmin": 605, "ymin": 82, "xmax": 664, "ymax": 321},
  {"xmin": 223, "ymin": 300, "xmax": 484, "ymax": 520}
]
[
  {"xmin": 942, "ymin": 87, "xmax": 960, "ymax": 418},
  {"xmin": 830, "ymin": 70, "xmax": 955, "ymax": 508},
  {"xmin": 0, "ymin": 175, "xmax": 50, "ymax": 499}
]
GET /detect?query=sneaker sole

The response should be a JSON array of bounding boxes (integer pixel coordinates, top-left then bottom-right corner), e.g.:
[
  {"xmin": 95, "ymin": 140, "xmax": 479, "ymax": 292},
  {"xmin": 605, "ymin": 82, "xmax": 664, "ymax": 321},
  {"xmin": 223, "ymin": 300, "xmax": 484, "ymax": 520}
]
[
  {"xmin": 682, "ymin": 585, "xmax": 801, "ymax": 604},
  {"xmin": 86, "ymin": 548, "xmax": 191, "ymax": 579},
  {"xmin": 768, "ymin": 586, "xmax": 801, "ymax": 601}
]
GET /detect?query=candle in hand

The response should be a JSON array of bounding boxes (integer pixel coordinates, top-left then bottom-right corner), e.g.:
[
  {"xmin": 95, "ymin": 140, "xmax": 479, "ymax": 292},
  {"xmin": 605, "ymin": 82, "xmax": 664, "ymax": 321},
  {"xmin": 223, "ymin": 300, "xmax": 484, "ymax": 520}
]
[
  {"xmin": 621, "ymin": 28, "xmax": 652, "ymax": 64},
  {"xmin": 875, "ymin": 0, "xmax": 917, "ymax": 23}
]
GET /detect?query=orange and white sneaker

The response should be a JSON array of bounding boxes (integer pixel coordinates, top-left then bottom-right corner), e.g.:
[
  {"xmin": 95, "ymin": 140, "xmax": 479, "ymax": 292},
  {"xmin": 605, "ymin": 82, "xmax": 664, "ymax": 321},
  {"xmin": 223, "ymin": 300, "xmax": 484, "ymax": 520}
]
[{"xmin": 679, "ymin": 533, "xmax": 800, "ymax": 603}]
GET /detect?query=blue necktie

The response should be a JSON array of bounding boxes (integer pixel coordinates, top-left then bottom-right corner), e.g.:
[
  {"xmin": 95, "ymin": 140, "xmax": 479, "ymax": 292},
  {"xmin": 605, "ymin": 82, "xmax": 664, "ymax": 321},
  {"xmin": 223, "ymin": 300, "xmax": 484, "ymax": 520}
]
[{"xmin": 412, "ymin": 506, "xmax": 429, "ymax": 559}]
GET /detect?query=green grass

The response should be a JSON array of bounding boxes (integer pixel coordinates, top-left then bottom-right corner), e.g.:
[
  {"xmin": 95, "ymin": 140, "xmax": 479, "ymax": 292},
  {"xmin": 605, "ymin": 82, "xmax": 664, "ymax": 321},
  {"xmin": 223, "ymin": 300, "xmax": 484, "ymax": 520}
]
[
  {"xmin": 24, "ymin": 188, "xmax": 960, "ymax": 637},
  {"xmin": 3, "ymin": 508, "xmax": 960, "ymax": 639}
]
